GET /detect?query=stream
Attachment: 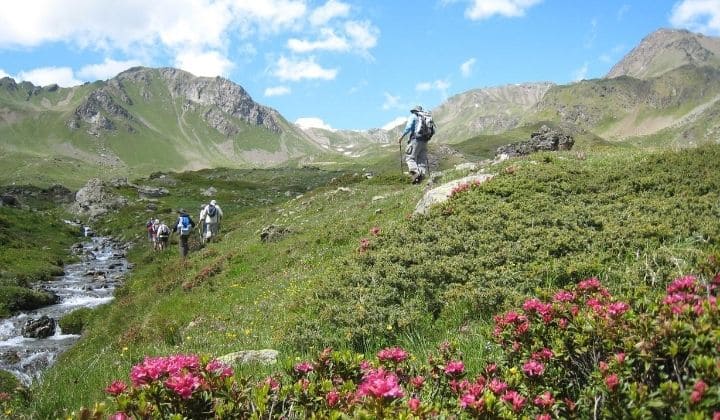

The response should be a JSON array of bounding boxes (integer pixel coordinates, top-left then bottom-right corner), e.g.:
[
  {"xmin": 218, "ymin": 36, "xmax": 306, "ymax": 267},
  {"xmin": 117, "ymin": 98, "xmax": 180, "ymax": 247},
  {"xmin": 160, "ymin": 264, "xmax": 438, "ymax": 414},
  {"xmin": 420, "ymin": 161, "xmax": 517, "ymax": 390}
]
[{"xmin": 0, "ymin": 236, "xmax": 130, "ymax": 385}]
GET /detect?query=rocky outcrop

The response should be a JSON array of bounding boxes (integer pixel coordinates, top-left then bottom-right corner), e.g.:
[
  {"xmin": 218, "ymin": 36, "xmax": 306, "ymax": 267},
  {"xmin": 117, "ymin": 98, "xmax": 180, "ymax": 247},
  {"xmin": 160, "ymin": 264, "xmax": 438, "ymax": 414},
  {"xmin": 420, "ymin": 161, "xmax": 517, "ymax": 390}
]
[
  {"xmin": 71, "ymin": 178, "xmax": 128, "ymax": 220},
  {"xmin": 137, "ymin": 186, "xmax": 169, "ymax": 198},
  {"xmin": 21, "ymin": 316, "xmax": 56, "ymax": 339},
  {"xmin": 260, "ymin": 225, "xmax": 292, "ymax": 242},
  {"xmin": 217, "ymin": 349, "xmax": 278, "ymax": 365},
  {"xmin": 1, "ymin": 185, "xmax": 74, "ymax": 205},
  {"xmin": 0, "ymin": 194, "xmax": 19, "ymax": 207},
  {"xmin": 414, "ymin": 174, "xmax": 495, "ymax": 215},
  {"xmin": 69, "ymin": 88, "xmax": 135, "ymax": 135},
  {"xmin": 495, "ymin": 125, "xmax": 574, "ymax": 158}
]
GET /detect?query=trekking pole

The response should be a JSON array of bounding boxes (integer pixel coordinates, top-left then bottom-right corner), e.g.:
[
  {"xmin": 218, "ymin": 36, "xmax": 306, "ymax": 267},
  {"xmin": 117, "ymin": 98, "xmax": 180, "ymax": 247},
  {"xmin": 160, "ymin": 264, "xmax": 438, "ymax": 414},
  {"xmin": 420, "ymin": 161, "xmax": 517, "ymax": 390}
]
[{"xmin": 399, "ymin": 140, "xmax": 404, "ymax": 176}]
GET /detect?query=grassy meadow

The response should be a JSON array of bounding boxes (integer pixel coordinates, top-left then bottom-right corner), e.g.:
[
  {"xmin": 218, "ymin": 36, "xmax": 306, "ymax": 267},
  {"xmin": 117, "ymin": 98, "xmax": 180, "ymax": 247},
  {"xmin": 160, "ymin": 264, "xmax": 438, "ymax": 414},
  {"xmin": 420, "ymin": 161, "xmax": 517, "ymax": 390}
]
[{"xmin": 0, "ymin": 140, "xmax": 714, "ymax": 417}]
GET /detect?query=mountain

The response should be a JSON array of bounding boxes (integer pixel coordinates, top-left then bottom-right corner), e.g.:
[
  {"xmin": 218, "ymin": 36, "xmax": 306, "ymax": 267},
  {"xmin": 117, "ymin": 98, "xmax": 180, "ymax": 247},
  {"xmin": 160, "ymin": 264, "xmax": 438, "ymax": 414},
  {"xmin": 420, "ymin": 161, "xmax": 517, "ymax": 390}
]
[
  {"xmin": 0, "ymin": 67, "xmax": 323, "ymax": 187},
  {"xmin": 607, "ymin": 28, "xmax": 720, "ymax": 80}
]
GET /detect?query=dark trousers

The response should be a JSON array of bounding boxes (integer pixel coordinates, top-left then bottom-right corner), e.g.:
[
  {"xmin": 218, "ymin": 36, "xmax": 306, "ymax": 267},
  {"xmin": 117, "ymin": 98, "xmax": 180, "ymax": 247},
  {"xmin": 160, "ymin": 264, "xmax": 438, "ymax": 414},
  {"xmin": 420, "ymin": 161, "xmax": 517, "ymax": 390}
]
[{"xmin": 179, "ymin": 234, "xmax": 190, "ymax": 258}]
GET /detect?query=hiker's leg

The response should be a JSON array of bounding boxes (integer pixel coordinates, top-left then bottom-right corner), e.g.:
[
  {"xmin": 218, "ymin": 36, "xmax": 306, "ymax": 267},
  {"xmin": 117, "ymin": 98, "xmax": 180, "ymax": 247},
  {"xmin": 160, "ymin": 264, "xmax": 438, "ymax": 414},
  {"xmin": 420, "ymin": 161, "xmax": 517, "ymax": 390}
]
[
  {"xmin": 405, "ymin": 139, "xmax": 420, "ymax": 175},
  {"xmin": 416, "ymin": 141, "xmax": 428, "ymax": 177},
  {"xmin": 179, "ymin": 235, "xmax": 189, "ymax": 257}
]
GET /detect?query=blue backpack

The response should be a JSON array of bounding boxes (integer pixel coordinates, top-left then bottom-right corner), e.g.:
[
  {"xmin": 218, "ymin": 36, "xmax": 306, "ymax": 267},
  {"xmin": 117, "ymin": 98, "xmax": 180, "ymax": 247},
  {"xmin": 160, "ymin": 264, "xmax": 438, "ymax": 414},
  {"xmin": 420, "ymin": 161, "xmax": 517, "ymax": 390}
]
[{"xmin": 179, "ymin": 215, "xmax": 191, "ymax": 236}]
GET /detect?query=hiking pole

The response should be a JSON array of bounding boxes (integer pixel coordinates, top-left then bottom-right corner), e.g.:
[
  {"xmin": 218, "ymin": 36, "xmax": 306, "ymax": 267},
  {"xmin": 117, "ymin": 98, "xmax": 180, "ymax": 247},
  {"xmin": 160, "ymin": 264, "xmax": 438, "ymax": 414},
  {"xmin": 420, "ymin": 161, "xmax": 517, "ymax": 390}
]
[{"xmin": 399, "ymin": 139, "xmax": 404, "ymax": 176}]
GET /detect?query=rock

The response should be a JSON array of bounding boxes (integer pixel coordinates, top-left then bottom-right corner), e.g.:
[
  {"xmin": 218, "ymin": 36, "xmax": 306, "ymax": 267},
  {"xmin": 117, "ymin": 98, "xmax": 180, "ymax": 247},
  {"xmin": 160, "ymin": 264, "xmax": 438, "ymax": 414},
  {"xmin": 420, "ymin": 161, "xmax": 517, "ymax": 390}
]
[
  {"xmin": 454, "ymin": 162, "xmax": 479, "ymax": 172},
  {"xmin": 137, "ymin": 186, "xmax": 169, "ymax": 198},
  {"xmin": 201, "ymin": 187, "xmax": 217, "ymax": 197},
  {"xmin": 146, "ymin": 203, "xmax": 158, "ymax": 211},
  {"xmin": 414, "ymin": 174, "xmax": 495, "ymax": 215},
  {"xmin": 21, "ymin": 316, "xmax": 56, "ymax": 339},
  {"xmin": 0, "ymin": 194, "xmax": 19, "ymax": 207},
  {"xmin": 495, "ymin": 125, "xmax": 574, "ymax": 158},
  {"xmin": 260, "ymin": 225, "xmax": 292, "ymax": 243},
  {"xmin": 71, "ymin": 178, "xmax": 129, "ymax": 220},
  {"xmin": 217, "ymin": 349, "xmax": 279, "ymax": 365}
]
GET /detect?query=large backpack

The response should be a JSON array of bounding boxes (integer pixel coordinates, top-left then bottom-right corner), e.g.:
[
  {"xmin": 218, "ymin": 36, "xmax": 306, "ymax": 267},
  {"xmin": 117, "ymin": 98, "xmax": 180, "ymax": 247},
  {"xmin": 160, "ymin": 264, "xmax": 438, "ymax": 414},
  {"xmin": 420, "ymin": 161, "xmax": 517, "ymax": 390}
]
[
  {"xmin": 158, "ymin": 224, "xmax": 170, "ymax": 237},
  {"xmin": 179, "ymin": 216, "xmax": 191, "ymax": 236},
  {"xmin": 415, "ymin": 111, "xmax": 436, "ymax": 140},
  {"xmin": 207, "ymin": 204, "xmax": 217, "ymax": 218}
]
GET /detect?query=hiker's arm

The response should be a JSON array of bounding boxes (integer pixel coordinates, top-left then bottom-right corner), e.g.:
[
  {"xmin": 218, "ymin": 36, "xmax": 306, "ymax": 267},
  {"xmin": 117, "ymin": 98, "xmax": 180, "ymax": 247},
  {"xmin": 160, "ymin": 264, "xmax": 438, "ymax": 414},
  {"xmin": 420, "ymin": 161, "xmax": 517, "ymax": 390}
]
[{"xmin": 398, "ymin": 116, "xmax": 414, "ymax": 142}]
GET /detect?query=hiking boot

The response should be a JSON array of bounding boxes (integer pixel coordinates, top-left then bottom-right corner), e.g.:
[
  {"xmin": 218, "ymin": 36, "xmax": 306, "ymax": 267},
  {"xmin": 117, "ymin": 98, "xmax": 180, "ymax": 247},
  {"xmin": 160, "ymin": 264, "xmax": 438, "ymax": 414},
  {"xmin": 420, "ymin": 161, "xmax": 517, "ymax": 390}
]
[{"xmin": 412, "ymin": 173, "xmax": 424, "ymax": 184}]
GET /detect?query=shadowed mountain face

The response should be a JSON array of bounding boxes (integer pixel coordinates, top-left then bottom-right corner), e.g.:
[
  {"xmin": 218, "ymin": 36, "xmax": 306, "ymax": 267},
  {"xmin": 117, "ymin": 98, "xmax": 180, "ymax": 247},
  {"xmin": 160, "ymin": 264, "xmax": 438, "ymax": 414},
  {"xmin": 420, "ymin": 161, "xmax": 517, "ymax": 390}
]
[{"xmin": 0, "ymin": 67, "xmax": 322, "ymax": 187}]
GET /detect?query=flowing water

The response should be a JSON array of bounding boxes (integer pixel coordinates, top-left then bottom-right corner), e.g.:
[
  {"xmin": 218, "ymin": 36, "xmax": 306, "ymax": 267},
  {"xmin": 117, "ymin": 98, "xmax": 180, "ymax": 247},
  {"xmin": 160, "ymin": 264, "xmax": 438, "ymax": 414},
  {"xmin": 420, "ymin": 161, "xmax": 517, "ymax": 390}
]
[{"xmin": 0, "ymin": 236, "xmax": 129, "ymax": 384}]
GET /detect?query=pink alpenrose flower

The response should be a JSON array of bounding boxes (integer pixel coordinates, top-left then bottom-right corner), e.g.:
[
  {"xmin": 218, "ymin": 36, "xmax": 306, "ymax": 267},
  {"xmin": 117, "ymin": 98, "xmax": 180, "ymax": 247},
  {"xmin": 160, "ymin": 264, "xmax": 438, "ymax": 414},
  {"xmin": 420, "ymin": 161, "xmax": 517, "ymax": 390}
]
[{"xmin": 105, "ymin": 380, "xmax": 127, "ymax": 396}]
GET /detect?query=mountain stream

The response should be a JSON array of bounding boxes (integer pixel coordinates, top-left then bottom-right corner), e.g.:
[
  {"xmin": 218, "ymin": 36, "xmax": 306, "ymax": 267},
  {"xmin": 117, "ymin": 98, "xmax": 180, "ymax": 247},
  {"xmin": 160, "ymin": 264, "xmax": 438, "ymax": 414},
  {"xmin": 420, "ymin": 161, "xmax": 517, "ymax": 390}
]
[{"xmin": 0, "ymin": 236, "xmax": 130, "ymax": 385}]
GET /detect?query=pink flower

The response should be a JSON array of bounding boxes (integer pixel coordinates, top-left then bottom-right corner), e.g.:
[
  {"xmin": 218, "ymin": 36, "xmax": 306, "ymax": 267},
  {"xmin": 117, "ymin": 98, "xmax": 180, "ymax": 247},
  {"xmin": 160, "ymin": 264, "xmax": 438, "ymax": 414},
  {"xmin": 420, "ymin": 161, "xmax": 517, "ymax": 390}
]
[
  {"xmin": 599, "ymin": 361, "xmax": 609, "ymax": 374},
  {"xmin": 294, "ymin": 361, "xmax": 314, "ymax": 374},
  {"xmin": 667, "ymin": 275, "xmax": 698, "ymax": 294},
  {"xmin": 109, "ymin": 412, "xmax": 130, "ymax": 420},
  {"xmin": 408, "ymin": 397, "xmax": 421, "ymax": 412},
  {"xmin": 534, "ymin": 391, "xmax": 555, "ymax": 408},
  {"xmin": 105, "ymin": 380, "xmax": 127, "ymax": 396},
  {"xmin": 536, "ymin": 414, "xmax": 552, "ymax": 420},
  {"xmin": 460, "ymin": 393, "xmax": 480, "ymax": 409},
  {"xmin": 164, "ymin": 373, "xmax": 202, "ymax": 399},
  {"xmin": 359, "ymin": 360, "xmax": 372, "ymax": 372},
  {"xmin": 553, "ymin": 290, "xmax": 575, "ymax": 303},
  {"xmin": 532, "ymin": 348, "xmax": 554, "ymax": 361},
  {"xmin": 326, "ymin": 390, "xmax": 340, "ymax": 407},
  {"xmin": 713, "ymin": 412, "xmax": 720, "ymax": 420},
  {"xmin": 262, "ymin": 376, "xmax": 280, "ymax": 391},
  {"xmin": 489, "ymin": 378, "xmax": 508, "ymax": 394},
  {"xmin": 410, "ymin": 375, "xmax": 425, "ymax": 389},
  {"xmin": 578, "ymin": 277, "xmax": 602, "ymax": 292},
  {"xmin": 690, "ymin": 380, "xmax": 708, "ymax": 404},
  {"xmin": 356, "ymin": 368, "xmax": 404, "ymax": 400},
  {"xmin": 485, "ymin": 363, "xmax": 497, "ymax": 375},
  {"xmin": 205, "ymin": 359, "xmax": 234, "ymax": 378},
  {"xmin": 558, "ymin": 318, "xmax": 569, "ymax": 329},
  {"xmin": 444, "ymin": 360, "xmax": 465, "ymax": 376},
  {"xmin": 502, "ymin": 390, "xmax": 526, "ymax": 412},
  {"xmin": 377, "ymin": 346, "xmax": 409, "ymax": 363},
  {"xmin": 370, "ymin": 226, "xmax": 381, "ymax": 236},
  {"xmin": 608, "ymin": 302, "xmax": 630, "ymax": 317},
  {"xmin": 605, "ymin": 374, "xmax": 619, "ymax": 392},
  {"xmin": 522, "ymin": 360, "xmax": 545, "ymax": 377},
  {"xmin": 615, "ymin": 352, "xmax": 626, "ymax": 364}
]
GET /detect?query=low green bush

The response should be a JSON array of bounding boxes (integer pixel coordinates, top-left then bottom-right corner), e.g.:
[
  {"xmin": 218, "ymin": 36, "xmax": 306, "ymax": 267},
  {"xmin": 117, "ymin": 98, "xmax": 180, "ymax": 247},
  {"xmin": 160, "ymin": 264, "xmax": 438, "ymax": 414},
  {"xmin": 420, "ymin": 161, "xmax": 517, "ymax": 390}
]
[{"xmin": 58, "ymin": 308, "xmax": 94, "ymax": 335}]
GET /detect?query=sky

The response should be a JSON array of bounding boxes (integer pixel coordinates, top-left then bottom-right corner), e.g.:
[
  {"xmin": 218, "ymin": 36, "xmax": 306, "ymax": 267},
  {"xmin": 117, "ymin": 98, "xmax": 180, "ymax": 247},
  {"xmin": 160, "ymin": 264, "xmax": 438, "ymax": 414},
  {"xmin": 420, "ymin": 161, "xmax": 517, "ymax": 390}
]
[{"xmin": 1, "ymin": 0, "xmax": 720, "ymax": 131}]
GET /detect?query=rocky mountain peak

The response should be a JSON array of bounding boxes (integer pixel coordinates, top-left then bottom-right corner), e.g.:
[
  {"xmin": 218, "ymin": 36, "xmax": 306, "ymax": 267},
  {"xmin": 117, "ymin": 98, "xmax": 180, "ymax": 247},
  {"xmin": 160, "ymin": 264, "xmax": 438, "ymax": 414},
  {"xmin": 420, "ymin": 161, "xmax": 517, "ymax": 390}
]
[{"xmin": 606, "ymin": 28, "xmax": 720, "ymax": 79}]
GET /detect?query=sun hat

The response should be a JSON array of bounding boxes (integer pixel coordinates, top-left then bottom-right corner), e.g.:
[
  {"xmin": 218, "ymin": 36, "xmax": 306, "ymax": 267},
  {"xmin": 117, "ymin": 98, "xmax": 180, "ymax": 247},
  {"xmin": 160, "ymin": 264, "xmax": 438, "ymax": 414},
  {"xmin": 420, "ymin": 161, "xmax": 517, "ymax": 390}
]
[{"xmin": 210, "ymin": 199, "xmax": 217, "ymax": 205}]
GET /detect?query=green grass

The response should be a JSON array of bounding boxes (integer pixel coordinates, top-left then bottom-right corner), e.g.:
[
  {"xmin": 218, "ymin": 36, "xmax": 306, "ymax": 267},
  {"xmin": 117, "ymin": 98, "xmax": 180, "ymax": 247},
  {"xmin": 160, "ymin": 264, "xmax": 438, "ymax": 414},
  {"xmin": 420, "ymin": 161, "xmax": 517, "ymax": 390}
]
[{"xmin": 12, "ymin": 143, "xmax": 720, "ymax": 417}]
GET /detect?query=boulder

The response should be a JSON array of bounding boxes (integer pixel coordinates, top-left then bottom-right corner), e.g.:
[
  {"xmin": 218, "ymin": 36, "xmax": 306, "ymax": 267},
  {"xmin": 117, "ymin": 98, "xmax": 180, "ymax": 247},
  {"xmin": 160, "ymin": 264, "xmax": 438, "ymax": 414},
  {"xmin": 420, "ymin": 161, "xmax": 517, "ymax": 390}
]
[
  {"xmin": 71, "ymin": 178, "xmax": 128, "ymax": 220},
  {"xmin": 414, "ymin": 174, "xmax": 495, "ymax": 215},
  {"xmin": 217, "ymin": 349, "xmax": 279, "ymax": 365},
  {"xmin": 260, "ymin": 225, "xmax": 292, "ymax": 243},
  {"xmin": 137, "ymin": 186, "xmax": 169, "ymax": 198},
  {"xmin": 21, "ymin": 316, "xmax": 56, "ymax": 339},
  {"xmin": 495, "ymin": 125, "xmax": 574, "ymax": 158},
  {"xmin": 201, "ymin": 187, "xmax": 217, "ymax": 197},
  {"xmin": 0, "ymin": 194, "xmax": 19, "ymax": 207}
]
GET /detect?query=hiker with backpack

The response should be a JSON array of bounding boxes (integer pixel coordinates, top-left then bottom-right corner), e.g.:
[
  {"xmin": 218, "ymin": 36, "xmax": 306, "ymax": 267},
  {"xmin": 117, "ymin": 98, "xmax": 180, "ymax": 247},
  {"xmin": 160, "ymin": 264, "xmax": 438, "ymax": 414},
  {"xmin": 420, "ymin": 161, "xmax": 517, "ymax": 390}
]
[
  {"xmin": 398, "ymin": 105, "xmax": 435, "ymax": 184},
  {"xmin": 171, "ymin": 209, "xmax": 196, "ymax": 258},
  {"xmin": 150, "ymin": 219, "xmax": 161, "ymax": 250},
  {"xmin": 156, "ymin": 220, "xmax": 171, "ymax": 251},
  {"xmin": 199, "ymin": 199, "xmax": 223, "ymax": 243}
]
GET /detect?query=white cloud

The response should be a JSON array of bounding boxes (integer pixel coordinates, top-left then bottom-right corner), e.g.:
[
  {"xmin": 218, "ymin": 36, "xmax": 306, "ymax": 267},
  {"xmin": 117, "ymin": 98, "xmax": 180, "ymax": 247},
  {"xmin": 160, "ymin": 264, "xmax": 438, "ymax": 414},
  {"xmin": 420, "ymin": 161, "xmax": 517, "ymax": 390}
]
[
  {"xmin": 287, "ymin": 20, "xmax": 378, "ymax": 56},
  {"xmin": 174, "ymin": 50, "xmax": 234, "ymax": 77},
  {"xmin": 382, "ymin": 92, "xmax": 402, "ymax": 110},
  {"xmin": 617, "ymin": 4, "xmax": 630, "ymax": 21},
  {"xmin": 295, "ymin": 117, "xmax": 335, "ymax": 131},
  {"xmin": 288, "ymin": 28, "xmax": 349, "ymax": 53},
  {"xmin": 16, "ymin": 66, "xmax": 82, "ymax": 87},
  {"xmin": 416, "ymin": 79, "xmax": 451, "ymax": 98},
  {"xmin": 382, "ymin": 116, "xmax": 407, "ymax": 131},
  {"xmin": 274, "ymin": 56, "xmax": 338, "ymax": 81},
  {"xmin": 78, "ymin": 58, "xmax": 142, "ymax": 81},
  {"xmin": 464, "ymin": 0, "xmax": 543, "ymax": 20},
  {"xmin": 460, "ymin": 58, "xmax": 476, "ymax": 77},
  {"xmin": 572, "ymin": 62, "xmax": 589, "ymax": 81},
  {"xmin": 310, "ymin": 0, "xmax": 350, "ymax": 26},
  {"xmin": 0, "ymin": 0, "xmax": 307, "ymax": 57},
  {"xmin": 0, "ymin": 69, "xmax": 9, "ymax": 78},
  {"xmin": 670, "ymin": 0, "xmax": 720, "ymax": 35},
  {"xmin": 264, "ymin": 86, "xmax": 291, "ymax": 96}
]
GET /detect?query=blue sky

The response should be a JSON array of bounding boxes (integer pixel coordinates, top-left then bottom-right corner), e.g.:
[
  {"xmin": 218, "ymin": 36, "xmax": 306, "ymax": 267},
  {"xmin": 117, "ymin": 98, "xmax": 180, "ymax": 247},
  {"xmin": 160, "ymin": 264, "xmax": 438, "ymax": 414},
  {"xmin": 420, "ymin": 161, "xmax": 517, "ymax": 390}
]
[{"xmin": 1, "ymin": 0, "xmax": 719, "ymax": 130}]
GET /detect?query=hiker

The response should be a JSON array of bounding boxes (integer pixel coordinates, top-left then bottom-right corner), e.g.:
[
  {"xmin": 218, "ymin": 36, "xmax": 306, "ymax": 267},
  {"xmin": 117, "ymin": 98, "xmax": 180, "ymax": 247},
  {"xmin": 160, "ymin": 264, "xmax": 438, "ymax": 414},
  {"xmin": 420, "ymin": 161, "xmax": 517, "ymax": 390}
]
[
  {"xmin": 145, "ymin": 219, "xmax": 154, "ymax": 245},
  {"xmin": 171, "ymin": 209, "xmax": 196, "ymax": 258},
  {"xmin": 156, "ymin": 220, "xmax": 171, "ymax": 251},
  {"xmin": 198, "ymin": 203, "xmax": 207, "ymax": 243},
  {"xmin": 199, "ymin": 199, "xmax": 223, "ymax": 243},
  {"xmin": 398, "ymin": 105, "xmax": 434, "ymax": 184},
  {"xmin": 150, "ymin": 219, "xmax": 160, "ymax": 250}
]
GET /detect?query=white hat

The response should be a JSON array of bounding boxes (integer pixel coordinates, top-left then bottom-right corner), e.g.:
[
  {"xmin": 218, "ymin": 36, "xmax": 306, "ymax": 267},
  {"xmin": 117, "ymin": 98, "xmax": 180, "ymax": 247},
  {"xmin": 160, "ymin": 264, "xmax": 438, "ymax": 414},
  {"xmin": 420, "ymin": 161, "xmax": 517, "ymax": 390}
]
[{"xmin": 210, "ymin": 199, "xmax": 217, "ymax": 205}]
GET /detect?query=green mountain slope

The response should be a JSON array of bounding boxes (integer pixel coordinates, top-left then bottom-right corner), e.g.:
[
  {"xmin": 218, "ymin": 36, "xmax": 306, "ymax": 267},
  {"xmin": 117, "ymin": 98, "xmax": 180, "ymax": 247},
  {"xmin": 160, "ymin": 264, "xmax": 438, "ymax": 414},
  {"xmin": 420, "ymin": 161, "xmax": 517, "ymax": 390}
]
[{"xmin": 0, "ymin": 68, "xmax": 325, "ymax": 188}]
